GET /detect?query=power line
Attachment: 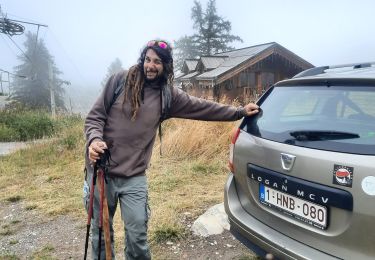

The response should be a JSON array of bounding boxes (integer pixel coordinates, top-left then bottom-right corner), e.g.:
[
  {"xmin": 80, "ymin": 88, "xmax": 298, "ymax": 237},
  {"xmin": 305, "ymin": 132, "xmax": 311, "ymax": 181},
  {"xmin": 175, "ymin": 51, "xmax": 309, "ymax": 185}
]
[
  {"xmin": 47, "ymin": 28, "xmax": 89, "ymax": 85},
  {"xmin": 0, "ymin": 68, "xmax": 26, "ymax": 78},
  {"xmin": 5, "ymin": 12, "xmax": 46, "ymax": 26},
  {"xmin": 1, "ymin": 4, "xmax": 48, "ymax": 63},
  {"xmin": 5, "ymin": 33, "xmax": 32, "ymax": 63},
  {"xmin": 0, "ymin": 32, "xmax": 18, "ymax": 57},
  {"xmin": 5, "ymin": 18, "xmax": 47, "ymax": 28}
]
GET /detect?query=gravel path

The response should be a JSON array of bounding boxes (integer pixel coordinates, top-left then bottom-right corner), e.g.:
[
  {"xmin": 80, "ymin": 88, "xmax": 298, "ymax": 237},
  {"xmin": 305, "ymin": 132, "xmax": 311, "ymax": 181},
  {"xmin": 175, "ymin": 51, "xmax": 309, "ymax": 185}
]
[
  {"xmin": 0, "ymin": 202, "xmax": 256, "ymax": 259},
  {"xmin": 0, "ymin": 202, "xmax": 86, "ymax": 259},
  {"xmin": 0, "ymin": 142, "xmax": 29, "ymax": 156}
]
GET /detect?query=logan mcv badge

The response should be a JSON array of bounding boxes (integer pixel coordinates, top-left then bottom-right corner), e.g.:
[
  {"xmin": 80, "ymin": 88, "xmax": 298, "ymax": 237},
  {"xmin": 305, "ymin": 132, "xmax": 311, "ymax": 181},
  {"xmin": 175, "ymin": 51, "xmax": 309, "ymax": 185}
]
[{"xmin": 280, "ymin": 153, "xmax": 296, "ymax": 171}]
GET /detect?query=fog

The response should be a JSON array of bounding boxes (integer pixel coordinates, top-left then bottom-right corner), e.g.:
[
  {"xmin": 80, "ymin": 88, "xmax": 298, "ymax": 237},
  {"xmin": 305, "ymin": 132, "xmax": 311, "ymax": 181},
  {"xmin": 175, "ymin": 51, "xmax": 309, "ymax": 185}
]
[{"xmin": 1, "ymin": 0, "xmax": 375, "ymax": 113}]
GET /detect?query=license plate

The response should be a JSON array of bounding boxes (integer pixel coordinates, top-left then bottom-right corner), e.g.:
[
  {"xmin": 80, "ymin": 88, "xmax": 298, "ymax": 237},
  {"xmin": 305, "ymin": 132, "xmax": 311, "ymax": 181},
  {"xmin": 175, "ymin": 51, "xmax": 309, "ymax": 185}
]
[{"xmin": 259, "ymin": 184, "xmax": 328, "ymax": 229}]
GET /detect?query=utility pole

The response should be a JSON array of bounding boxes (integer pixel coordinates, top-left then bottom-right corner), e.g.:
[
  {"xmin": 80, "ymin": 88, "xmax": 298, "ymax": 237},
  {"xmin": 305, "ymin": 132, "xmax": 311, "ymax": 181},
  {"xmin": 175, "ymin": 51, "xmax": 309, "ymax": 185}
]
[
  {"xmin": 49, "ymin": 61, "xmax": 56, "ymax": 118},
  {"xmin": 48, "ymin": 61, "xmax": 70, "ymax": 118}
]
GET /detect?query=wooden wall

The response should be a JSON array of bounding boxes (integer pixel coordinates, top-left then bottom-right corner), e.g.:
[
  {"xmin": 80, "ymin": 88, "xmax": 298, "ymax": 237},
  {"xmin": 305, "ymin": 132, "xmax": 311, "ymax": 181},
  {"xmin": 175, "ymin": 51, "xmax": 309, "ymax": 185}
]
[{"xmin": 183, "ymin": 52, "xmax": 309, "ymax": 104}]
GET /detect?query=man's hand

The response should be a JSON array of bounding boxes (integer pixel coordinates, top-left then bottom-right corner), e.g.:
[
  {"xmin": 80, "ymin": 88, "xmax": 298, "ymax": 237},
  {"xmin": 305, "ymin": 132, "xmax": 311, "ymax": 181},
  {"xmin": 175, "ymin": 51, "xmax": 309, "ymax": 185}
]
[
  {"xmin": 88, "ymin": 139, "xmax": 108, "ymax": 163},
  {"xmin": 243, "ymin": 103, "xmax": 259, "ymax": 117}
]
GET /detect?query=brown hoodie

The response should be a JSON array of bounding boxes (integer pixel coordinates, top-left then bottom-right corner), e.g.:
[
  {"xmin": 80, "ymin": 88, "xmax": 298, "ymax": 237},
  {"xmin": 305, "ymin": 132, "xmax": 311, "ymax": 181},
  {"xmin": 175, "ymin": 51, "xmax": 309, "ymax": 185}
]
[{"xmin": 85, "ymin": 71, "xmax": 244, "ymax": 178}]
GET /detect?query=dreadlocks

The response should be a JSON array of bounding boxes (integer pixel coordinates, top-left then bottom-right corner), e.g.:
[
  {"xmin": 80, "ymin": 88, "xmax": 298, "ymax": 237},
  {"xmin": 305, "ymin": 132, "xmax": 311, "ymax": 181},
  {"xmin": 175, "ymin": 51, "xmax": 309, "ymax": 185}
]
[
  {"xmin": 124, "ymin": 41, "xmax": 174, "ymax": 121},
  {"xmin": 123, "ymin": 64, "xmax": 144, "ymax": 121}
]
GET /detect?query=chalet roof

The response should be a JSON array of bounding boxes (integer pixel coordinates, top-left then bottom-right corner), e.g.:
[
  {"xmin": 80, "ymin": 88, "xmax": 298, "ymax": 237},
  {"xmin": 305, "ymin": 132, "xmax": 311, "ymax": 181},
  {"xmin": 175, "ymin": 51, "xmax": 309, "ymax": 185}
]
[
  {"xmin": 200, "ymin": 56, "xmax": 227, "ymax": 70},
  {"xmin": 184, "ymin": 59, "xmax": 199, "ymax": 72},
  {"xmin": 180, "ymin": 71, "xmax": 200, "ymax": 80},
  {"xmin": 196, "ymin": 42, "xmax": 274, "ymax": 80},
  {"xmin": 195, "ymin": 42, "xmax": 313, "ymax": 80},
  {"xmin": 174, "ymin": 71, "xmax": 185, "ymax": 80}
]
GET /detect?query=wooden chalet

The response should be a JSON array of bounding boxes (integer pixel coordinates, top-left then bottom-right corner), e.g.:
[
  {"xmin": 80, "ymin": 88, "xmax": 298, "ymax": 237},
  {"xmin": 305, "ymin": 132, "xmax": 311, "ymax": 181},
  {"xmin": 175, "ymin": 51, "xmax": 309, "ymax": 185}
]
[{"xmin": 175, "ymin": 42, "xmax": 314, "ymax": 103}]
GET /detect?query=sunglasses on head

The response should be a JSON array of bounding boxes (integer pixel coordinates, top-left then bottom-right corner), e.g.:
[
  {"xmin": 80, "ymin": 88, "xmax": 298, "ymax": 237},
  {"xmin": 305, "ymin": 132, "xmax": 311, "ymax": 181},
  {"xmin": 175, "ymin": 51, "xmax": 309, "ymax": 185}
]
[{"xmin": 147, "ymin": 40, "xmax": 168, "ymax": 49}]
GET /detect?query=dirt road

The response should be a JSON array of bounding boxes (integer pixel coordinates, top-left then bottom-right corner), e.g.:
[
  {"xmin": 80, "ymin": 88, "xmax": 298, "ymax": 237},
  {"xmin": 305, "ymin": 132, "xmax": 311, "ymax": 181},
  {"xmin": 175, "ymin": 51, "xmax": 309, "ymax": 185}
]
[{"xmin": 0, "ymin": 201, "xmax": 257, "ymax": 259}]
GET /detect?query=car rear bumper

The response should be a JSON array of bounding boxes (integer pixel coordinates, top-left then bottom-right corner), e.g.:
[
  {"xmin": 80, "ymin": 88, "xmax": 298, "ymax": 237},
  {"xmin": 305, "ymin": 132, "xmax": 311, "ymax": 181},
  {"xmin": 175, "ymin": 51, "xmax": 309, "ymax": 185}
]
[{"xmin": 224, "ymin": 173, "xmax": 341, "ymax": 260}]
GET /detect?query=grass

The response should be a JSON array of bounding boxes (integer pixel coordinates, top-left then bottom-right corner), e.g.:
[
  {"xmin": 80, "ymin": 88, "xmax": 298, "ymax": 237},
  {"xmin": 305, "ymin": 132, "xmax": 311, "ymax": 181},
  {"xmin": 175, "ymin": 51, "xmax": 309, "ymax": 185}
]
[
  {"xmin": 152, "ymin": 224, "xmax": 186, "ymax": 243},
  {"xmin": 5, "ymin": 196, "xmax": 23, "ymax": 203},
  {"xmin": 0, "ymin": 117, "xmax": 86, "ymax": 217},
  {"xmin": 0, "ymin": 253, "xmax": 20, "ymax": 260},
  {"xmin": 0, "ymin": 229, "xmax": 13, "ymax": 236},
  {"xmin": 0, "ymin": 116, "xmax": 239, "ymax": 258},
  {"xmin": 9, "ymin": 240, "xmax": 19, "ymax": 245},
  {"xmin": 31, "ymin": 244, "xmax": 56, "ymax": 259},
  {"xmin": 0, "ymin": 220, "xmax": 21, "ymax": 238},
  {"xmin": 25, "ymin": 204, "xmax": 38, "ymax": 211}
]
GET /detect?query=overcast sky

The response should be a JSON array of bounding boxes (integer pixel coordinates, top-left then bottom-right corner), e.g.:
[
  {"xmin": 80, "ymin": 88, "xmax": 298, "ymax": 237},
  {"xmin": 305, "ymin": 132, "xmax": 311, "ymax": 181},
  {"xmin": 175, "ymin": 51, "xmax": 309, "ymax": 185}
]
[{"xmin": 1, "ymin": 0, "xmax": 375, "ymax": 88}]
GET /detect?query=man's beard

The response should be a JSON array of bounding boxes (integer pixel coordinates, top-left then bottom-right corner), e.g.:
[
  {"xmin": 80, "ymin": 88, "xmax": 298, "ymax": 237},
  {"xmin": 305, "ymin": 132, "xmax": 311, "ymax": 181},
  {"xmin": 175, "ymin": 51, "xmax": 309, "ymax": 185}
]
[{"xmin": 145, "ymin": 71, "xmax": 163, "ymax": 84}]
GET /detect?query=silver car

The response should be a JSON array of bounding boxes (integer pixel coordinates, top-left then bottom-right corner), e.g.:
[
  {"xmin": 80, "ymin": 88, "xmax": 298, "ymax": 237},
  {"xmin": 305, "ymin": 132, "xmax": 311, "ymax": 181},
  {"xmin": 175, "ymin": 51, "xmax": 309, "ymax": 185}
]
[{"xmin": 225, "ymin": 62, "xmax": 375, "ymax": 260}]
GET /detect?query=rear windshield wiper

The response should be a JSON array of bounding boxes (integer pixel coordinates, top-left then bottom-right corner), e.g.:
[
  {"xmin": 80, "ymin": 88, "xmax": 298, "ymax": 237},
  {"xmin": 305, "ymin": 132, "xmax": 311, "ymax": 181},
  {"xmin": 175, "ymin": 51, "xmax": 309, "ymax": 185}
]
[{"xmin": 289, "ymin": 130, "xmax": 360, "ymax": 141}]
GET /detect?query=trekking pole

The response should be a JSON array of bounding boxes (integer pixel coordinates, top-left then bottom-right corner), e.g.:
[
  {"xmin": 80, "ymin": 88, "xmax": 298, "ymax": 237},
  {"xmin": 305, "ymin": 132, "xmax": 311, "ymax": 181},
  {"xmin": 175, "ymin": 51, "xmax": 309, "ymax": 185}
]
[
  {"xmin": 97, "ymin": 168, "xmax": 112, "ymax": 260},
  {"xmin": 84, "ymin": 169, "xmax": 97, "ymax": 260},
  {"xmin": 97, "ymin": 149, "xmax": 112, "ymax": 260},
  {"xmin": 83, "ymin": 150, "xmax": 112, "ymax": 260},
  {"xmin": 97, "ymin": 168, "xmax": 104, "ymax": 260}
]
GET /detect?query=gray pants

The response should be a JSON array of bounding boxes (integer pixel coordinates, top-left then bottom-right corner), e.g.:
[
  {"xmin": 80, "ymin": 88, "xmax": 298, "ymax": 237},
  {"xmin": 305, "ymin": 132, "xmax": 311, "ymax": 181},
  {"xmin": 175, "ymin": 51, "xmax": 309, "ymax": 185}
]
[{"xmin": 85, "ymin": 174, "xmax": 151, "ymax": 260}]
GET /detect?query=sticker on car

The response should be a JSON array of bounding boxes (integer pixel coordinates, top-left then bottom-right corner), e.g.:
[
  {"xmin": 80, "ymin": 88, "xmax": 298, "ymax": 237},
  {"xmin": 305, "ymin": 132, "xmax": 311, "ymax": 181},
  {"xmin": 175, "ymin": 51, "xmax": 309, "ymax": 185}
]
[{"xmin": 332, "ymin": 164, "xmax": 354, "ymax": 187}]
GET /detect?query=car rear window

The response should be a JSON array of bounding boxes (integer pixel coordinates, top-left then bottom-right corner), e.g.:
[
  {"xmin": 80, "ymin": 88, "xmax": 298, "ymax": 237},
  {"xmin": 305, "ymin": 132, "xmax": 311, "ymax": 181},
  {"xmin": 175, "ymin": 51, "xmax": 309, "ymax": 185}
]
[{"xmin": 242, "ymin": 85, "xmax": 375, "ymax": 155}]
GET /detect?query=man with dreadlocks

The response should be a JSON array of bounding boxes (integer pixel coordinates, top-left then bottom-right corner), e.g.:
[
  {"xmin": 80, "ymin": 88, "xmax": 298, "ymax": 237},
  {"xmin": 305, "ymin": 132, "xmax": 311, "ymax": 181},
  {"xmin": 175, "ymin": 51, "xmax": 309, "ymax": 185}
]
[{"xmin": 84, "ymin": 39, "xmax": 259, "ymax": 259}]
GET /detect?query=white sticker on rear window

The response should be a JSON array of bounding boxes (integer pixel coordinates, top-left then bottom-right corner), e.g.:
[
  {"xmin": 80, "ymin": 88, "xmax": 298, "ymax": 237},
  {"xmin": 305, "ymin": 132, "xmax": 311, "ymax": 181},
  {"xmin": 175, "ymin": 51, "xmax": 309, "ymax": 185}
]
[{"xmin": 361, "ymin": 176, "xmax": 375, "ymax": 196}]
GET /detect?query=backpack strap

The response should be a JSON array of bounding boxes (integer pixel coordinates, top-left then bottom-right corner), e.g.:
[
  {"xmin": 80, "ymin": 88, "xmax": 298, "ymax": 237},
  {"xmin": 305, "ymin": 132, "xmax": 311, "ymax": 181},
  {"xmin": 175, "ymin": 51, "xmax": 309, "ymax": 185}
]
[
  {"xmin": 160, "ymin": 85, "xmax": 172, "ymax": 122},
  {"xmin": 106, "ymin": 71, "xmax": 127, "ymax": 114},
  {"xmin": 158, "ymin": 85, "xmax": 172, "ymax": 155}
]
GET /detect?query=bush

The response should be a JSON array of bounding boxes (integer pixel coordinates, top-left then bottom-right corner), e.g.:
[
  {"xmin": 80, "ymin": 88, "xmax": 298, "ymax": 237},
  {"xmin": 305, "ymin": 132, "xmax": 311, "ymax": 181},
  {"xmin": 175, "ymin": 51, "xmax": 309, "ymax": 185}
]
[
  {"xmin": 0, "ymin": 110, "xmax": 56, "ymax": 141},
  {"xmin": 0, "ymin": 124, "xmax": 20, "ymax": 141}
]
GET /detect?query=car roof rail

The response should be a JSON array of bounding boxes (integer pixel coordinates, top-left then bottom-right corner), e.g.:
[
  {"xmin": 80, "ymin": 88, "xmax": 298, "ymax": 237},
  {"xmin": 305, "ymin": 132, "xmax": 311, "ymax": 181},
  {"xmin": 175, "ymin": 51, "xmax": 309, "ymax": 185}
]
[
  {"xmin": 293, "ymin": 66, "xmax": 329, "ymax": 78},
  {"xmin": 293, "ymin": 62, "xmax": 375, "ymax": 78},
  {"xmin": 330, "ymin": 62, "xmax": 375, "ymax": 69}
]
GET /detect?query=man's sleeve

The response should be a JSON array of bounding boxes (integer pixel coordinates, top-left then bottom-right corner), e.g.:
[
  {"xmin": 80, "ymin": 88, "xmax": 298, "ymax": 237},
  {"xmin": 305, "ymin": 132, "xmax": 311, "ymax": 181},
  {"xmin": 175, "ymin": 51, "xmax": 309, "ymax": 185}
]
[{"xmin": 169, "ymin": 87, "xmax": 245, "ymax": 121}]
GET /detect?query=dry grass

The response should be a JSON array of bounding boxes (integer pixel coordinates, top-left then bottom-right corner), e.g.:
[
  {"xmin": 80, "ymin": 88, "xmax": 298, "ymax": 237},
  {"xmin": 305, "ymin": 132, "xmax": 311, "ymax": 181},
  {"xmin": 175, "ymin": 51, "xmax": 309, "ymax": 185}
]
[
  {"xmin": 0, "ymin": 121, "xmax": 86, "ymax": 218},
  {"xmin": 0, "ymin": 117, "xmax": 239, "ymax": 257},
  {"xmin": 159, "ymin": 119, "xmax": 236, "ymax": 159},
  {"xmin": 149, "ymin": 119, "xmax": 236, "ymax": 238}
]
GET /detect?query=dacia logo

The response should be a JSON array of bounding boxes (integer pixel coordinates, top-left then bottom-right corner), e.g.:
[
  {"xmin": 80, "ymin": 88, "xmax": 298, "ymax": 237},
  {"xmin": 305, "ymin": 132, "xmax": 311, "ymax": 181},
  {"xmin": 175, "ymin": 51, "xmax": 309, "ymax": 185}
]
[{"xmin": 280, "ymin": 153, "xmax": 296, "ymax": 171}]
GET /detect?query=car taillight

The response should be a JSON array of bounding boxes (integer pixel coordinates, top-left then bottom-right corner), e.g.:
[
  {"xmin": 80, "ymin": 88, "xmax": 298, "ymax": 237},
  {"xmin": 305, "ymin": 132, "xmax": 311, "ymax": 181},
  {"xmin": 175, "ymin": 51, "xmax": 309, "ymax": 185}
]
[{"xmin": 229, "ymin": 127, "xmax": 240, "ymax": 173}]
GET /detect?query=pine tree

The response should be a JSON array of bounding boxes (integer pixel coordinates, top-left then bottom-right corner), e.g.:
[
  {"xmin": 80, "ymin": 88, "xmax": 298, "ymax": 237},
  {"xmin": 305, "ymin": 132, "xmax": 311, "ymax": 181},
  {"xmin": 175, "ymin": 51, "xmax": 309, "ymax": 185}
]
[
  {"xmin": 173, "ymin": 36, "xmax": 200, "ymax": 73},
  {"xmin": 11, "ymin": 32, "xmax": 66, "ymax": 110},
  {"xmin": 174, "ymin": 0, "xmax": 242, "ymax": 70},
  {"xmin": 101, "ymin": 58, "xmax": 124, "ymax": 88}
]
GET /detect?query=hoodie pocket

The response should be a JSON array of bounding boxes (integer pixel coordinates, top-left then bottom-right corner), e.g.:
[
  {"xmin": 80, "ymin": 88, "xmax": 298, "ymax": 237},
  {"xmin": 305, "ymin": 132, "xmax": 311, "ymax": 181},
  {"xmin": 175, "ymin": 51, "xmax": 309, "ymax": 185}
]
[{"xmin": 108, "ymin": 141, "xmax": 146, "ymax": 175}]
